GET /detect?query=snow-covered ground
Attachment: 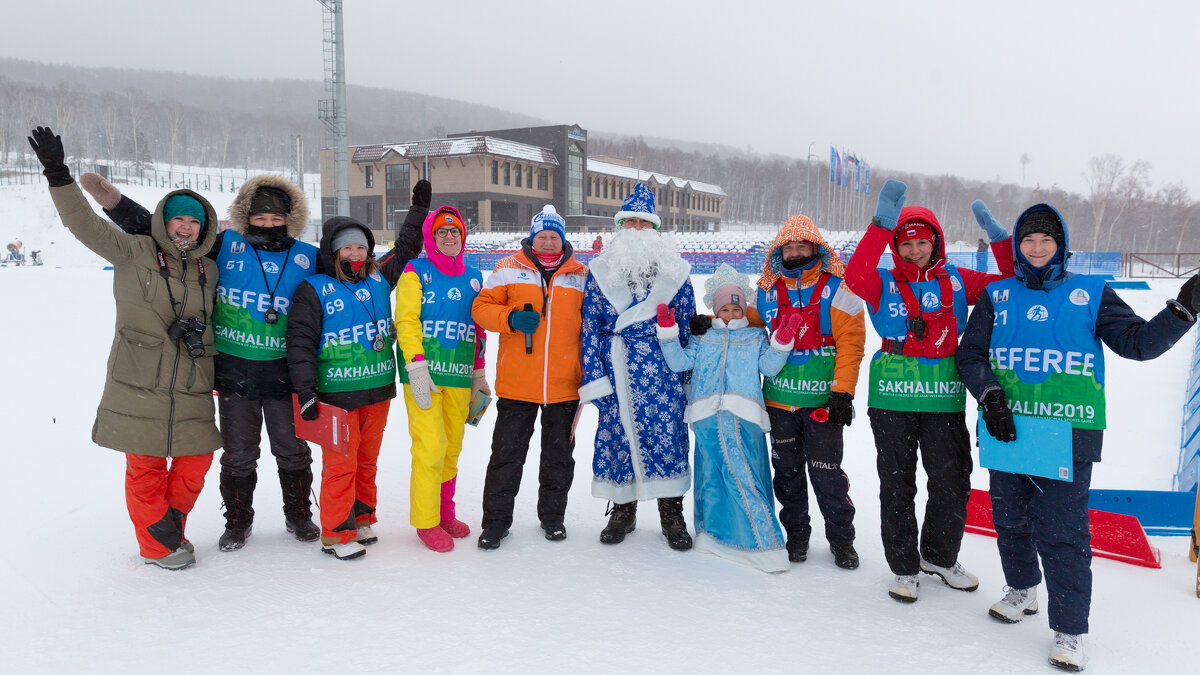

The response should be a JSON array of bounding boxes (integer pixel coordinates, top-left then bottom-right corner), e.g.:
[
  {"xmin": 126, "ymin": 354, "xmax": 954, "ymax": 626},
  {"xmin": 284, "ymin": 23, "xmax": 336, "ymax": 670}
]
[{"xmin": 1, "ymin": 182, "xmax": 1195, "ymax": 674}]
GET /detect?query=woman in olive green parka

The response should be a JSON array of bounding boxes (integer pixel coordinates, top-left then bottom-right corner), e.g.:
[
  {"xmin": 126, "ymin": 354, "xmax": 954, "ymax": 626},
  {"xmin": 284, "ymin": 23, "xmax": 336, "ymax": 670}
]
[{"xmin": 30, "ymin": 126, "xmax": 222, "ymax": 570}]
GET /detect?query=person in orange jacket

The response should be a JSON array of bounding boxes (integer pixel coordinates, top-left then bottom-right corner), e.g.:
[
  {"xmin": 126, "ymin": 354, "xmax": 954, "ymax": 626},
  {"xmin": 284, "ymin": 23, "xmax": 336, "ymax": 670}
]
[
  {"xmin": 753, "ymin": 215, "xmax": 867, "ymax": 570},
  {"xmin": 472, "ymin": 205, "xmax": 589, "ymax": 548}
]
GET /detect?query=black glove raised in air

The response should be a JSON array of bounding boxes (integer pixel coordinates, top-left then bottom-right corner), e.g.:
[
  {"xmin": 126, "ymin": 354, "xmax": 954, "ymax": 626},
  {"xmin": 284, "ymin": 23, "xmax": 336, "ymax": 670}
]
[{"xmin": 27, "ymin": 126, "xmax": 72, "ymax": 187}]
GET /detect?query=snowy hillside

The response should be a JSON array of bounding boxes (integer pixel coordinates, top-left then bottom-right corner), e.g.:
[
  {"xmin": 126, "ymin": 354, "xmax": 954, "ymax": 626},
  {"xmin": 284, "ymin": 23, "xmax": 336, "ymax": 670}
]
[{"xmin": 1, "ymin": 182, "xmax": 1195, "ymax": 674}]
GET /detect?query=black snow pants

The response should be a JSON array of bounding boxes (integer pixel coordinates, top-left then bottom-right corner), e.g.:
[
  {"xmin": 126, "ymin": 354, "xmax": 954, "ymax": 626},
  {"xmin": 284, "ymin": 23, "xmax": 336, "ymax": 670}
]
[
  {"xmin": 868, "ymin": 407, "xmax": 973, "ymax": 576},
  {"xmin": 218, "ymin": 392, "xmax": 313, "ymax": 479},
  {"xmin": 767, "ymin": 406, "xmax": 855, "ymax": 545},
  {"xmin": 481, "ymin": 397, "xmax": 579, "ymax": 532},
  {"xmin": 991, "ymin": 456, "xmax": 1094, "ymax": 635}
]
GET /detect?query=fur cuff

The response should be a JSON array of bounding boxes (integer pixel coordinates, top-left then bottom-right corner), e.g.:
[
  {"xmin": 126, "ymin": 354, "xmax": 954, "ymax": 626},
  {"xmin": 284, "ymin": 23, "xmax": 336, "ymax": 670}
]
[{"xmin": 578, "ymin": 377, "xmax": 614, "ymax": 403}]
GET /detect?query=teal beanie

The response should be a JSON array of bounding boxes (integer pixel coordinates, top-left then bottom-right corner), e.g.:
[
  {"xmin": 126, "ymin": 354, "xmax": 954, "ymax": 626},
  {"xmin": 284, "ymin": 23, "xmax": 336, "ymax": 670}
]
[{"xmin": 164, "ymin": 194, "xmax": 206, "ymax": 225}]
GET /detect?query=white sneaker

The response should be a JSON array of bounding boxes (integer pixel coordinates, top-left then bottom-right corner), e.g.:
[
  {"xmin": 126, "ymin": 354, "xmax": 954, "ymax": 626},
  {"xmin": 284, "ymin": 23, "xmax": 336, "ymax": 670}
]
[
  {"xmin": 888, "ymin": 574, "xmax": 920, "ymax": 603},
  {"xmin": 989, "ymin": 586, "xmax": 1039, "ymax": 623},
  {"xmin": 1049, "ymin": 631, "xmax": 1085, "ymax": 671},
  {"xmin": 322, "ymin": 541, "xmax": 367, "ymax": 560},
  {"xmin": 356, "ymin": 525, "xmax": 378, "ymax": 545},
  {"xmin": 920, "ymin": 558, "xmax": 979, "ymax": 591}
]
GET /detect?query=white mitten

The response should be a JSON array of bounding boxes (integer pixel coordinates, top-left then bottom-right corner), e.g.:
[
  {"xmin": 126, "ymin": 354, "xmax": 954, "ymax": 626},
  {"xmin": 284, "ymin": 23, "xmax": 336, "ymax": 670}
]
[{"xmin": 406, "ymin": 359, "xmax": 439, "ymax": 409}]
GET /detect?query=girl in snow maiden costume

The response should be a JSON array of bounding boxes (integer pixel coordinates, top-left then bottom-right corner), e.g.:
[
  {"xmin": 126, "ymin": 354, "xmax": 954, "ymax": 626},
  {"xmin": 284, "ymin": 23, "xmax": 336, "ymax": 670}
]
[
  {"xmin": 658, "ymin": 264, "xmax": 794, "ymax": 572},
  {"xmin": 753, "ymin": 214, "xmax": 866, "ymax": 570},
  {"xmin": 956, "ymin": 205, "xmax": 1200, "ymax": 672},
  {"xmin": 843, "ymin": 179, "xmax": 1015, "ymax": 603},
  {"xmin": 396, "ymin": 206, "xmax": 489, "ymax": 553},
  {"xmin": 579, "ymin": 183, "xmax": 697, "ymax": 551},
  {"xmin": 29, "ymin": 126, "xmax": 222, "ymax": 571},
  {"xmin": 287, "ymin": 218, "xmax": 400, "ymax": 561}
]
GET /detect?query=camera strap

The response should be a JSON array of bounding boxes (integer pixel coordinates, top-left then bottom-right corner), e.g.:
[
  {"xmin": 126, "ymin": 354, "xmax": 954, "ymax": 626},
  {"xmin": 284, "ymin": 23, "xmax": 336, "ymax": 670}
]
[{"xmin": 155, "ymin": 246, "xmax": 209, "ymax": 324}]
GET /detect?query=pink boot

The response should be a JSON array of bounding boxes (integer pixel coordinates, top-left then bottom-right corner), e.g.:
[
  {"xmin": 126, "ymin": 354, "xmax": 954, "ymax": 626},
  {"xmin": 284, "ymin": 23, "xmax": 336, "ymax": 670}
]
[
  {"xmin": 440, "ymin": 477, "xmax": 470, "ymax": 538},
  {"xmin": 417, "ymin": 526, "xmax": 454, "ymax": 552}
]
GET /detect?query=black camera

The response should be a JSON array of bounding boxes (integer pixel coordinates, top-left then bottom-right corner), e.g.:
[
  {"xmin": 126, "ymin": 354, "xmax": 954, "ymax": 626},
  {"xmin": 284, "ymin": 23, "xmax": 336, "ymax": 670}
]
[{"xmin": 168, "ymin": 317, "xmax": 207, "ymax": 358}]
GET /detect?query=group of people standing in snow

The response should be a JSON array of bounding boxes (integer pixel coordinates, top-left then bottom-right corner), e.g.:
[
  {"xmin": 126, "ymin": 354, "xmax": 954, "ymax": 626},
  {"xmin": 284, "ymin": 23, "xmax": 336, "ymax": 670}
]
[{"xmin": 30, "ymin": 122, "xmax": 1200, "ymax": 672}]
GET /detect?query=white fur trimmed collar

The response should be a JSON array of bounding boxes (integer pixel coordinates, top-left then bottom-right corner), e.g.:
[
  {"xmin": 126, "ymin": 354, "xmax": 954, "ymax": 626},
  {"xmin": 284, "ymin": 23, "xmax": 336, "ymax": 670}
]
[{"xmin": 588, "ymin": 254, "xmax": 692, "ymax": 333}]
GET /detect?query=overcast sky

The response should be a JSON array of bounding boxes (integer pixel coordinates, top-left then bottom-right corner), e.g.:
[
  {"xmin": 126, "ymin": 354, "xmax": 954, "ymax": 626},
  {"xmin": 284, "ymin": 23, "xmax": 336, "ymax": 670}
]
[{"xmin": 3, "ymin": 0, "xmax": 1196, "ymax": 197}]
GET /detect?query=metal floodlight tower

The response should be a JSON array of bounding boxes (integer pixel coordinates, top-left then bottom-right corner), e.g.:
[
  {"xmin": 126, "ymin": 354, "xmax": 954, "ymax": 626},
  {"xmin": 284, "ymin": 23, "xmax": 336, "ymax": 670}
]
[{"xmin": 318, "ymin": 0, "xmax": 349, "ymax": 217}]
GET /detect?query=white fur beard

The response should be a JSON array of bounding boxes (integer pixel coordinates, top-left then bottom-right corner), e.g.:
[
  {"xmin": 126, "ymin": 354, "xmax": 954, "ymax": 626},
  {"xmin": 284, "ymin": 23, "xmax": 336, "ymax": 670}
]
[{"xmin": 597, "ymin": 228, "xmax": 685, "ymax": 298}]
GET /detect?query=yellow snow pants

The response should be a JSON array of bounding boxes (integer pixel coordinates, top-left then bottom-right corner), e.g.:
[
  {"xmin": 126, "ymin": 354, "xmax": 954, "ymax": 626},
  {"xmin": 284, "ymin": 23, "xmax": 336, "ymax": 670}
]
[{"xmin": 404, "ymin": 384, "xmax": 471, "ymax": 528}]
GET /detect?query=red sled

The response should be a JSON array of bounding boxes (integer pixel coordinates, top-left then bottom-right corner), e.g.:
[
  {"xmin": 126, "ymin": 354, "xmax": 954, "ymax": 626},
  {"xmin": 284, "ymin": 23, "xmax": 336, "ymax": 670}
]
[
  {"xmin": 292, "ymin": 394, "xmax": 351, "ymax": 456},
  {"xmin": 965, "ymin": 488, "xmax": 1162, "ymax": 569}
]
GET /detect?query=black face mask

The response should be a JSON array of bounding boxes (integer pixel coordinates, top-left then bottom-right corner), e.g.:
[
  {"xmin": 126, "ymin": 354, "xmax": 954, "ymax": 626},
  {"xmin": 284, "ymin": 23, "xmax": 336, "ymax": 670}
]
[
  {"xmin": 782, "ymin": 253, "xmax": 818, "ymax": 270},
  {"xmin": 244, "ymin": 224, "xmax": 292, "ymax": 250}
]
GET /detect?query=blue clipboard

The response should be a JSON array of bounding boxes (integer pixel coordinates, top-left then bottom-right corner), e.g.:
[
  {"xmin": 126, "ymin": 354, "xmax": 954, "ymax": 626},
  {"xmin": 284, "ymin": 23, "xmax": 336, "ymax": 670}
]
[{"xmin": 978, "ymin": 412, "xmax": 1074, "ymax": 482}]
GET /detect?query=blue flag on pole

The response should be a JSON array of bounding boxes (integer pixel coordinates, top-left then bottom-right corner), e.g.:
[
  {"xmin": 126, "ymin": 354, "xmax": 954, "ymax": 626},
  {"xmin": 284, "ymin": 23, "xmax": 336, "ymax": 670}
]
[{"xmin": 830, "ymin": 147, "xmax": 838, "ymax": 183}]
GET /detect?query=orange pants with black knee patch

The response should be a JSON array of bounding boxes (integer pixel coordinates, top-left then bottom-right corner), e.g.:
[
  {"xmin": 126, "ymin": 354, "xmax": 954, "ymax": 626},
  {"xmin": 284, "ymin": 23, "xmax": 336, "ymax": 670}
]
[
  {"xmin": 125, "ymin": 452, "xmax": 214, "ymax": 559},
  {"xmin": 319, "ymin": 399, "xmax": 390, "ymax": 545}
]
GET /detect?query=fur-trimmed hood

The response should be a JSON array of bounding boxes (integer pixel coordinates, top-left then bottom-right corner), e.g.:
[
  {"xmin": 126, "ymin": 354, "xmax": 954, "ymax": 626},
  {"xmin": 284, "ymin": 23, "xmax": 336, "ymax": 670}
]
[
  {"xmin": 758, "ymin": 214, "xmax": 846, "ymax": 291},
  {"xmin": 228, "ymin": 174, "xmax": 309, "ymax": 238}
]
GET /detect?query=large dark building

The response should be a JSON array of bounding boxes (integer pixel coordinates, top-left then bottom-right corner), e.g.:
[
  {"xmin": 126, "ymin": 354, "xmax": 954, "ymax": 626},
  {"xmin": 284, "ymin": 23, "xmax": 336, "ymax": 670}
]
[{"xmin": 319, "ymin": 124, "xmax": 725, "ymax": 240}]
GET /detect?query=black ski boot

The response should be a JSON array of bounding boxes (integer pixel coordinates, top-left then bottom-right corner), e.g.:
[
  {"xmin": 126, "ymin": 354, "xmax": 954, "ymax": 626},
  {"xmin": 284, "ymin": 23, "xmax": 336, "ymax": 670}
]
[
  {"xmin": 831, "ymin": 541, "xmax": 860, "ymax": 570},
  {"xmin": 279, "ymin": 467, "xmax": 320, "ymax": 542},
  {"xmin": 787, "ymin": 538, "xmax": 809, "ymax": 563},
  {"xmin": 657, "ymin": 497, "xmax": 693, "ymax": 551},
  {"xmin": 218, "ymin": 472, "xmax": 256, "ymax": 551},
  {"xmin": 599, "ymin": 502, "xmax": 637, "ymax": 544}
]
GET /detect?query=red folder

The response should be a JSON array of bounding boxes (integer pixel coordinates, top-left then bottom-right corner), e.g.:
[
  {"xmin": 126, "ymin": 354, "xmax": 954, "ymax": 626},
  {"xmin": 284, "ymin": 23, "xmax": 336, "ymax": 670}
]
[{"xmin": 292, "ymin": 394, "xmax": 351, "ymax": 455}]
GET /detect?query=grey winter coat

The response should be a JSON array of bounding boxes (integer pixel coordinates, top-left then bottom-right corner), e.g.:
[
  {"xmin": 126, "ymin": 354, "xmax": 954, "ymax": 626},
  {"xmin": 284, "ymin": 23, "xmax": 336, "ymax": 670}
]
[{"xmin": 51, "ymin": 182, "xmax": 223, "ymax": 457}]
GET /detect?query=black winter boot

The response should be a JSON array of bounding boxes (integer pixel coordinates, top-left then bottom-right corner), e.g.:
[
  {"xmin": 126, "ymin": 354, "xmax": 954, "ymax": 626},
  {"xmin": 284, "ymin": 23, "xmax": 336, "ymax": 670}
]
[
  {"xmin": 657, "ymin": 497, "xmax": 692, "ymax": 551},
  {"xmin": 831, "ymin": 541, "xmax": 860, "ymax": 570},
  {"xmin": 599, "ymin": 502, "xmax": 637, "ymax": 544},
  {"xmin": 787, "ymin": 538, "xmax": 809, "ymax": 563},
  {"xmin": 279, "ymin": 467, "xmax": 320, "ymax": 542},
  {"xmin": 219, "ymin": 472, "xmax": 256, "ymax": 551}
]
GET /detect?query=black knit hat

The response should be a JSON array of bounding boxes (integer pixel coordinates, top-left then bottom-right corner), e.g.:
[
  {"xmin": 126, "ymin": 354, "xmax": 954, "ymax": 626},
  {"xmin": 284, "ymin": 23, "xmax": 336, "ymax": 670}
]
[
  {"xmin": 249, "ymin": 186, "xmax": 292, "ymax": 216},
  {"xmin": 1019, "ymin": 210, "xmax": 1063, "ymax": 247}
]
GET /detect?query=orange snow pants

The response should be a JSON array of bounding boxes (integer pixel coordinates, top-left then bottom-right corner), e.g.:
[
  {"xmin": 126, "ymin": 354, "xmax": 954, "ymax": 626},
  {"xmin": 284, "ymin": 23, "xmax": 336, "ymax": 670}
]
[
  {"xmin": 125, "ymin": 452, "xmax": 214, "ymax": 559},
  {"xmin": 320, "ymin": 400, "xmax": 390, "ymax": 545}
]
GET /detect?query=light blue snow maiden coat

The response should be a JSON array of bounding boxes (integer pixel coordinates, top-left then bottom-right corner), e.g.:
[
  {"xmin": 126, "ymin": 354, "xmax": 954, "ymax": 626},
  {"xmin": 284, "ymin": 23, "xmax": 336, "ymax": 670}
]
[{"xmin": 658, "ymin": 316, "xmax": 791, "ymax": 573}]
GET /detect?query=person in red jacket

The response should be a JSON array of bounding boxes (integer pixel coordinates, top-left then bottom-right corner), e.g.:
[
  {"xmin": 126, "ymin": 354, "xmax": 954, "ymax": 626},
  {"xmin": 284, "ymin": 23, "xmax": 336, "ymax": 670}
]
[
  {"xmin": 472, "ymin": 205, "xmax": 589, "ymax": 548},
  {"xmin": 843, "ymin": 179, "xmax": 1014, "ymax": 603}
]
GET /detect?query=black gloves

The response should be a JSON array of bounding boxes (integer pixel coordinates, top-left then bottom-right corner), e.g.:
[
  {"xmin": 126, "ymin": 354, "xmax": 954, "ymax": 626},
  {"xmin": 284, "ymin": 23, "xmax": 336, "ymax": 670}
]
[
  {"xmin": 27, "ymin": 126, "xmax": 72, "ymax": 187},
  {"xmin": 826, "ymin": 392, "xmax": 854, "ymax": 427},
  {"xmin": 980, "ymin": 389, "xmax": 1016, "ymax": 442},
  {"xmin": 299, "ymin": 392, "xmax": 320, "ymax": 422},
  {"xmin": 1172, "ymin": 274, "xmax": 1200, "ymax": 319},
  {"xmin": 689, "ymin": 314, "xmax": 712, "ymax": 336},
  {"xmin": 412, "ymin": 179, "xmax": 432, "ymax": 210}
]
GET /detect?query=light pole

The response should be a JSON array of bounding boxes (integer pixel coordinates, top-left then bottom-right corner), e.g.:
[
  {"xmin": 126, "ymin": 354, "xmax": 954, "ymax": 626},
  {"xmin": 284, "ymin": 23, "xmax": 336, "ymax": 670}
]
[{"xmin": 805, "ymin": 141, "xmax": 815, "ymax": 221}]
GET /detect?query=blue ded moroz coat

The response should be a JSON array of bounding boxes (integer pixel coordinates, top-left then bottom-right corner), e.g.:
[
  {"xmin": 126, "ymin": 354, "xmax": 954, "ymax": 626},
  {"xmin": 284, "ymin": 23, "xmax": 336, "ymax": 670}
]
[
  {"xmin": 578, "ymin": 257, "xmax": 695, "ymax": 503},
  {"xmin": 659, "ymin": 317, "xmax": 791, "ymax": 572}
]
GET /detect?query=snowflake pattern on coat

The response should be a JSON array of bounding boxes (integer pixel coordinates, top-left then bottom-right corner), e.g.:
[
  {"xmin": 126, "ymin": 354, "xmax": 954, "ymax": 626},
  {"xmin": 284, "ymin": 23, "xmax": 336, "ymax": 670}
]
[{"xmin": 581, "ymin": 272, "xmax": 696, "ymax": 501}]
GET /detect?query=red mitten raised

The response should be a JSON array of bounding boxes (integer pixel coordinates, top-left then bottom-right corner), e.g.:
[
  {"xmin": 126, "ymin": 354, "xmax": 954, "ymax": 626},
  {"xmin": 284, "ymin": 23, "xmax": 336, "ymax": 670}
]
[
  {"xmin": 656, "ymin": 303, "xmax": 676, "ymax": 328},
  {"xmin": 773, "ymin": 313, "xmax": 802, "ymax": 345}
]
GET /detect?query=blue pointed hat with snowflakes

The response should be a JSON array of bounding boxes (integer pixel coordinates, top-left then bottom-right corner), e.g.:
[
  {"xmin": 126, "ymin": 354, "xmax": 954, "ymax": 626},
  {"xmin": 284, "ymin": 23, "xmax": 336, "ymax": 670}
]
[{"xmin": 615, "ymin": 182, "xmax": 661, "ymax": 229}]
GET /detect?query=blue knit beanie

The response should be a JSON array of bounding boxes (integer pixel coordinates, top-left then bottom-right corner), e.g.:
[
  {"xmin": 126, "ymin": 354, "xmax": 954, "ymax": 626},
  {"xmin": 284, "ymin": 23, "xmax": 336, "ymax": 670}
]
[
  {"xmin": 615, "ymin": 182, "xmax": 661, "ymax": 228},
  {"xmin": 530, "ymin": 204, "xmax": 566, "ymax": 242},
  {"xmin": 164, "ymin": 194, "xmax": 206, "ymax": 225}
]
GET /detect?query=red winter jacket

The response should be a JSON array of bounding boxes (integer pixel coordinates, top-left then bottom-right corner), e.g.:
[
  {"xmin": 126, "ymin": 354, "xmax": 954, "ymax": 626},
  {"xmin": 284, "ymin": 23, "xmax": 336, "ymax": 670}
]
[{"xmin": 844, "ymin": 206, "xmax": 1014, "ymax": 313}]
